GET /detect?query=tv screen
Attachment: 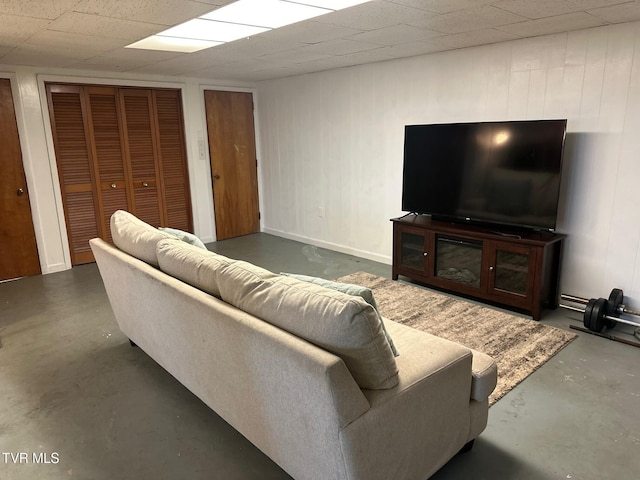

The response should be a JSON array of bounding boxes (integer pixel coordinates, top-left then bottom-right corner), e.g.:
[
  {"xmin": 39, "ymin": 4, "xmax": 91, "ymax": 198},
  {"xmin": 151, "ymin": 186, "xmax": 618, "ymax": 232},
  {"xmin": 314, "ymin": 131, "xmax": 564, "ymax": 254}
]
[{"xmin": 401, "ymin": 119, "xmax": 567, "ymax": 231}]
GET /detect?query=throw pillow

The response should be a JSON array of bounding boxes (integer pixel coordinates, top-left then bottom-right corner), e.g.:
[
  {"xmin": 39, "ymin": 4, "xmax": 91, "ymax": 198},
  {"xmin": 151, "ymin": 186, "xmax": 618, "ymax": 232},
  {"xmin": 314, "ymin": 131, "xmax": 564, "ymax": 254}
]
[
  {"xmin": 110, "ymin": 210, "xmax": 175, "ymax": 267},
  {"xmin": 159, "ymin": 227, "xmax": 207, "ymax": 250},
  {"xmin": 217, "ymin": 262, "xmax": 399, "ymax": 390},
  {"xmin": 156, "ymin": 238, "xmax": 232, "ymax": 298},
  {"xmin": 280, "ymin": 273, "xmax": 398, "ymax": 356}
]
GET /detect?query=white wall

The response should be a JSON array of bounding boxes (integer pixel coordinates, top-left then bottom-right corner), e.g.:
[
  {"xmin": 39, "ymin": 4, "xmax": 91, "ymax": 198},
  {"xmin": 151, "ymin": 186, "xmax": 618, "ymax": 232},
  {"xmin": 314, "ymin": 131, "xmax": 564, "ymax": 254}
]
[
  {"xmin": 0, "ymin": 65, "xmax": 256, "ymax": 273},
  {"xmin": 256, "ymin": 21, "xmax": 640, "ymax": 307}
]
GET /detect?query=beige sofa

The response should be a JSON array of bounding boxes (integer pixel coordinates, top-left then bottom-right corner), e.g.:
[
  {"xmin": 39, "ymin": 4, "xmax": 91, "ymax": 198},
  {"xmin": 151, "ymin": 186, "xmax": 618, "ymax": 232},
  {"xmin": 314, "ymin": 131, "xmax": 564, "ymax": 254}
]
[{"xmin": 91, "ymin": 211, "xmax": 497, "ymax": 480}]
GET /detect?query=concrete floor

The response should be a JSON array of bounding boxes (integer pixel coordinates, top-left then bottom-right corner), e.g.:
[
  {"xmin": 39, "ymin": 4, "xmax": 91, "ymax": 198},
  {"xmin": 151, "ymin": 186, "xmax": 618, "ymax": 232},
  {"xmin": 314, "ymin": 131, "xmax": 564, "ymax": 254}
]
[{"xmin": 1, "ymin": 233, "xmax": 639, "ymax": 480}]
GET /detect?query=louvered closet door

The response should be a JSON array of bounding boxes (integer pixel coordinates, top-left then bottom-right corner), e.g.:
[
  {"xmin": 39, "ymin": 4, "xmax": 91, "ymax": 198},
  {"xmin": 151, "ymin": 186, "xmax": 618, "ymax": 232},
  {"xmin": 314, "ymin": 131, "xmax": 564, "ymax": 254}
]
[
  {"xmin": 47, "ymin": 85, "xmax": 101, "ymax": 264},
  {"xmin": 85, "ymin": 87, "xmax": 131, "ymax": 244},
  {"xmin": 154, "ymin": 90, "xmax": 192, "ymax": 231},
  {"xmin": 120, "ymin": 89, "xmax": 164, "ymax": 226},
  {"xmin": 48, "ymin": 84, "xmax": 193, "ymax": 265}
]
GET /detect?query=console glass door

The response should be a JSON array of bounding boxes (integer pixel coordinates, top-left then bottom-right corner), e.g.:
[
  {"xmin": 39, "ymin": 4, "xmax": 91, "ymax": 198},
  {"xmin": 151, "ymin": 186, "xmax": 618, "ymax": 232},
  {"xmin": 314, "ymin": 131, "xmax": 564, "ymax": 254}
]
[
  {"xmin": 400, "ymin": 232, "xmax": 426, "ymax": 272},
  {"xmin": 494, "ymin": 249, "xmax": 529, "ymax": 296}
]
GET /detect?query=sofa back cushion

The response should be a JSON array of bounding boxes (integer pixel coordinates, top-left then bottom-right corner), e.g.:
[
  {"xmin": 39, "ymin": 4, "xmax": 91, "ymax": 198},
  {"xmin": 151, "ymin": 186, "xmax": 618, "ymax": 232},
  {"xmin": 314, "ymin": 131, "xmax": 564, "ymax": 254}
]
[
  {"xmin": 156, "ymin": 238, "xmax": 232, "ymax": 298},
  {"xmin": 217, "ymin": 260, "xmax": 399, "ymax": 390},
  {"xmin": 110, "ymin": 210, "xmax": 174, "ymax": 267}
]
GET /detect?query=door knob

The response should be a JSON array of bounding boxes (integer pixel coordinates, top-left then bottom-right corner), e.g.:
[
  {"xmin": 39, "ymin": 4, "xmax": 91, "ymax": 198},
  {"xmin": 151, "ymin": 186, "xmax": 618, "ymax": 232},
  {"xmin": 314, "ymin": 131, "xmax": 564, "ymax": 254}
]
[
  {"xmin": 17, "ymin": 188, "xmax": 24, "ymax": 196},
  {"xmin": 213, "ymin": 174, "xmax": 220, "ymax": 180},
  {"xmin": 142, "ymin": 181, "xmax": 149, "ymax": 187}
]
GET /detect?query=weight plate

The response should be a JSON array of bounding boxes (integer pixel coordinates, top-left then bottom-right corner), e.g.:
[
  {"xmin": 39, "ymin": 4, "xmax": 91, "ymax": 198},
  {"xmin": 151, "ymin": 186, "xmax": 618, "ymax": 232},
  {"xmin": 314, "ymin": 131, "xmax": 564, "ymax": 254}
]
[
  {"xmin": 607, "ymin": 288, "xmax": 624, "ymax": 317},
  {"xmin": 584, "ymin": 298, "xmax": 596, "ymax": 330},
  {"xmin": 591, "ymin": 298, "xmax": 608, "ymax": 333}
]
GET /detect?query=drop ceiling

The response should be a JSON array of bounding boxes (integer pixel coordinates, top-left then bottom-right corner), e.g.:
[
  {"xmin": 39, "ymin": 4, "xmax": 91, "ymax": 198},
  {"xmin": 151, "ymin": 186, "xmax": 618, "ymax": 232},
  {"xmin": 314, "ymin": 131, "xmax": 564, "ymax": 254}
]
[{"xmin": 1, "ymin": 0, "xmax": 640, "ymax": 81}]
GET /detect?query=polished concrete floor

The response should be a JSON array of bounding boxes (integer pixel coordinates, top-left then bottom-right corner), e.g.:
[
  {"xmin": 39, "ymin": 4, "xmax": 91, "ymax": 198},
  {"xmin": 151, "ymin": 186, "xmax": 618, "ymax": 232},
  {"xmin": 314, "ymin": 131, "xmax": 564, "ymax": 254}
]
[{"xmin": 1, "ymin": 233, "xmax": 639, "ymax": 480}]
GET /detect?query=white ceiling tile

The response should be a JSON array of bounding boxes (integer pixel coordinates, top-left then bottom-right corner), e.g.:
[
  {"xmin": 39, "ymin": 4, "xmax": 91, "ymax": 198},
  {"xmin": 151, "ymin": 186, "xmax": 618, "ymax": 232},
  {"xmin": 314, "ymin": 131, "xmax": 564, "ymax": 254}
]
[
  {"xmin": 0, "ymin": 0, "xmax": 81, "ymax": 20},
  {"xmin": 588, "ymin": 1, "xmax": 640, "ymax": 23},
  {"xmin": 386, "ymin": 0, "xmax": 496, "ymax": 15},
  {"xmin": 123, "ymin": 48, "xmax": 230, "ymax": 72},
  {"xmin": 63, "ymin": 61, "xmax": 139, "ymax": 72},
  {"xmin": 0, "ymin": 45, "xmax": 15, "ymax": 58},
  {"xmin": 0, "ymin": 14, "xmax": 51, "ymax": 47},
  {"xmin": 48, "ymin": 12, "xmax": 162, "ymax": 41},
  {"xmin": 428, "ymin": 28, "xmax": 521, "ymax": 49},
  {"xmin": 421, "ymin": 5, "xmax": 529, "ymax": 34},
  {"xmin": 303, "ymin": 38, "xmax": 382, "ymax": 55},
  {"xmin": 259, "ymin": 47, "xmax": 334, "ymax": 64},
  {"xmin": 348, "ymin": 40, "xmax": 445, "ymax": 59},
  {"xmin": 194, "ymin": 59, "xmax": 294, "ymax": 80},
  {"xmin": 494, "ymin": 0, "xmax": 628, "ymax": 20},
  {"xmin": 25, "ymin": 30, "xmax": 124, "ymax": 52},
  {"xmin": 1, "ymin": 44, "xmax": 97, "ymax": 67},
  {"xmin": 348, "ymin": 24, "xmax": 443, "ymax": 45},
  {"xmin": 496, "ymin": 12, "xmax": 607, "ymax": 37},
  {"xmin": 261, "ymin": 20, "xmax": 364, "ymax": 44},
  {"xmin": 91, "ymin": 48, "xmax": 180, "ymax": 64},
  {"xmin": 315, "ymin": 0, "xmax": 436, "ymax": 30},
  {"xmin": 183, "ymin": 37, "xmax": 305, "ymax": 65},
  {"xmin": 73, "ymin": 0, "xmax": 218, "ymax": 26},
  {"xmin": 193, "ymin": 0, "xmax": 236, "ymax": 5}
]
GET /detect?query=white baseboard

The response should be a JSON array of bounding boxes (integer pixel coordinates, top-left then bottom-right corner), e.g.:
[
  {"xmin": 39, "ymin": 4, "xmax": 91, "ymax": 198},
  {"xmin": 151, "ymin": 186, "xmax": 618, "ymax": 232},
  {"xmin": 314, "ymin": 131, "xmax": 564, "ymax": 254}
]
[
  {"xmin": 42, "ymin": 262, "xmax": 68, "ymax": 274},
  {"xmin": 262, "ymin": 228, "xmax": 392, "ymax": 266}
]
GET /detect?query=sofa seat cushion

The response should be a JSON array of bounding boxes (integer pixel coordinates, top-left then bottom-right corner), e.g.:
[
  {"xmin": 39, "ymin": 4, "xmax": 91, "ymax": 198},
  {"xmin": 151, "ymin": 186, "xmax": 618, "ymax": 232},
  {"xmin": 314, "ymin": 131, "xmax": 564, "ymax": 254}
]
[
  {"xmin": 110, "ymin": 210, "xmax": 174, "ymax": 267},
  {"xmin": 156, "ymin": 238, "xmax": 233, "ymax": 298},
  {"xmin": 218, "ymin": 261, "xmax": 399, "ymax": 390}
]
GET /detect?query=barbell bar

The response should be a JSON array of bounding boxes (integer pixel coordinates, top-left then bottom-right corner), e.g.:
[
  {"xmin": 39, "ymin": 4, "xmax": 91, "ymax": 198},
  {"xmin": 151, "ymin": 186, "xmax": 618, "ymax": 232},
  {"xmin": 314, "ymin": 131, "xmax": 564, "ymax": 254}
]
[
  {"xmin": 559, "ymin": 288, "xmax": 640, "ymax": 333},
  {"xmin": 560, "ymin": 288, "xmax": 640, "ymax": 317}
]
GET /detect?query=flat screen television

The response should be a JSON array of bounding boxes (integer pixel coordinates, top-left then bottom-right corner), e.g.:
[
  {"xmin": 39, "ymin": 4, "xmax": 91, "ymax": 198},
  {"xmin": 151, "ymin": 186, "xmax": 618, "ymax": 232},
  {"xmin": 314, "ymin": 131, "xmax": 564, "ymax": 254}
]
[{"xmin": 402, "ymin": 119, "xmax": 567, "ymax": 232}]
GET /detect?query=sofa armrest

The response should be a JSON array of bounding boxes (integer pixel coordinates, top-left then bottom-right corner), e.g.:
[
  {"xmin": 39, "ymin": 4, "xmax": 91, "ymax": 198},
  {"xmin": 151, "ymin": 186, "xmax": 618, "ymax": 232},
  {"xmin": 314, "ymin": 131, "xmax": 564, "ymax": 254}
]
[
  {"xmin": 338, "ymin": 320, "xmax": 481, "ymax": 480},
  {"xmin": 470, "ymin": 348, "xmax": 497, "ymax": 401}
]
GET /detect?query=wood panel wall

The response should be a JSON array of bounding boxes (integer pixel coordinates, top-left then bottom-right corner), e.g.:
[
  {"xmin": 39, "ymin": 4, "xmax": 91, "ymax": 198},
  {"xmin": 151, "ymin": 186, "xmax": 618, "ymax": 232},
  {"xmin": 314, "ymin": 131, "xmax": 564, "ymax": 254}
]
[{"xmin": 47, "ymin": 84, "xmax": 192, "ymax": 265}]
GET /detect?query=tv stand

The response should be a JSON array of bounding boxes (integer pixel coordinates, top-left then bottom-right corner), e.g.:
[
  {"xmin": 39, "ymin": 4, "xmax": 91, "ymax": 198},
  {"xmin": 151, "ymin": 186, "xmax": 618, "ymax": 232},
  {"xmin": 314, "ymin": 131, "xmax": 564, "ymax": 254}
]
[
  {"xmin": 488, "ymin": 230, "xmax": 522, "ymax": 239},
  {"xmin": 391, "ymin": 215, "xmax": 566, "ymax": 320}
]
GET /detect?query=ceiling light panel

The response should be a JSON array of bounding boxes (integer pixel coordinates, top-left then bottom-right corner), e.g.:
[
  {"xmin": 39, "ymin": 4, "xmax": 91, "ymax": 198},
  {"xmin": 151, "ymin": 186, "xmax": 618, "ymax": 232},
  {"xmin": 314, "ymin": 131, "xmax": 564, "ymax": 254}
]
[
  {"xmin": 125, "ymin": 0, "xmax": 374, "ymax": 53},
  {"xmin": 126, "ymin": 35, "xmax": 222, "ymax": 53},
  {"xmin": 201, "ymin": 0, "xmax": 331, "ymax": 29},
  {"xmin": 159, "ymin": 18, "xmax": 269, "ymax": 42}
]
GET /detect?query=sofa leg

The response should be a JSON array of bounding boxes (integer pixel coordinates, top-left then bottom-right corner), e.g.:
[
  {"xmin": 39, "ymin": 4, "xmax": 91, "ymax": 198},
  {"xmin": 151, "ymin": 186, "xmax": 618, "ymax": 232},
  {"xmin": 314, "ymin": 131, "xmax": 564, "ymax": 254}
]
[
  {"xmin": 129, "ymin": 339, "xmax": 137, "ymax": 348},
  {"xmin": 458, "ymin": 440, "xmax": 475, "ymax": 454}
]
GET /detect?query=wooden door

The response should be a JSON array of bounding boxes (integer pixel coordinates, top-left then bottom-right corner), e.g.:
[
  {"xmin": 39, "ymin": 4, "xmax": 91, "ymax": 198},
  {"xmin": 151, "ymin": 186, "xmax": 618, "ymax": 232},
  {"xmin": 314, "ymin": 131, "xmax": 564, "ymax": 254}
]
[
  {"xmin": 204, "ymin": 90, "xmax": 259, "ymax": 240},
  {"xmin": 47, "ymin": 84, "xmax": 102, "ymax": 264},
  {"xmin": 154, "ymin": 90, "xmax": 192, "ymax": 232},
  {"xmin": 120, "ymin": 89, "xmax": 164, "ymax": 226},
  {"xmin": 0, "ymin": 79, "xmax": 41, "ymax": 280},
  {"xmin": 85, "ymin": 86, "xmax": 131, "ymax": 244}
]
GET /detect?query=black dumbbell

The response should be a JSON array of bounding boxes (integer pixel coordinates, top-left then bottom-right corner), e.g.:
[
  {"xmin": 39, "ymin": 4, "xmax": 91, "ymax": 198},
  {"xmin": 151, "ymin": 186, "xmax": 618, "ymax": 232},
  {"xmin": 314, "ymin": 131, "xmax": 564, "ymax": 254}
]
[{"xmin": 561, "ymin": 288, "xmax": 640, "ymax": 333}]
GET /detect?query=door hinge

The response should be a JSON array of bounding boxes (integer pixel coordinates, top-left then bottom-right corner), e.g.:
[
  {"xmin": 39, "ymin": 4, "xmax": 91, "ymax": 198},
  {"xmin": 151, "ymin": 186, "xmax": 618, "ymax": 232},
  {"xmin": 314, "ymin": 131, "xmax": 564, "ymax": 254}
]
[{"xmin": 258, "ymin": 212, "xmax": 261, "ymax": 220}]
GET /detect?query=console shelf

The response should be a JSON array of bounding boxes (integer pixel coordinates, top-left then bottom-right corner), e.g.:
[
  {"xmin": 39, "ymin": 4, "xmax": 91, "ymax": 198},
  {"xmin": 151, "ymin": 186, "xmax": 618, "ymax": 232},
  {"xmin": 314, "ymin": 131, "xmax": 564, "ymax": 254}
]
[{"xmin": 391, "ymin": 215, "xmax": 566, "ymax": 320}]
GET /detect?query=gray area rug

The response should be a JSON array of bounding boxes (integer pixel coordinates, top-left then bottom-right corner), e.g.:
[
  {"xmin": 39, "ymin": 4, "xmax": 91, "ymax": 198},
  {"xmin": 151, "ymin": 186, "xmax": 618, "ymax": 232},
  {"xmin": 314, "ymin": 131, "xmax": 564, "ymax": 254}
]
[{"xmin": 336, "ymin": 272, "xmax": 577, "ymax": 405}]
